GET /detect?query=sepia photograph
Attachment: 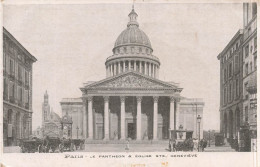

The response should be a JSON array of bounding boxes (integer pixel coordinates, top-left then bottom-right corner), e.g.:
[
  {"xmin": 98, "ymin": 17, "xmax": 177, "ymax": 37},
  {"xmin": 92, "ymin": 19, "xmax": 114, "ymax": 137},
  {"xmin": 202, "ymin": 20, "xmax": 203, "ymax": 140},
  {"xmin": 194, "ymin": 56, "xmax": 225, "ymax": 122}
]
[{"xmin": 1, "ymin": 0, "xmax": 257, "ymax": 159}]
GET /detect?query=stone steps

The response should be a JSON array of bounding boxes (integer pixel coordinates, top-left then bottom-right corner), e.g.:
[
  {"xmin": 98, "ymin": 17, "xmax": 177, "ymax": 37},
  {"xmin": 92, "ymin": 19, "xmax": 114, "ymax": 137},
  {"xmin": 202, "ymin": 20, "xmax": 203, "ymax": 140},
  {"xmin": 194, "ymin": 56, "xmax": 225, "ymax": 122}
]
[{"xmin": 84, "ymin": 139, "xmax": 169, "ymax": 144}]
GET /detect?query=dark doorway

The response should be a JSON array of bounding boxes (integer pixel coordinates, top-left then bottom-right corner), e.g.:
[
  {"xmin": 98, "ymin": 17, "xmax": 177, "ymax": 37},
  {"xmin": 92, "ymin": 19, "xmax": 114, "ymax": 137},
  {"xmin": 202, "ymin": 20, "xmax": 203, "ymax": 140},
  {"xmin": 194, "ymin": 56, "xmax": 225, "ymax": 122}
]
[
  {"xmin": 186, "ymin": 132, "xmax": 193, "ymax": 139},
  {"xmin": 127, "ymin": 123, "xmax": 135, "ymax": 139}
]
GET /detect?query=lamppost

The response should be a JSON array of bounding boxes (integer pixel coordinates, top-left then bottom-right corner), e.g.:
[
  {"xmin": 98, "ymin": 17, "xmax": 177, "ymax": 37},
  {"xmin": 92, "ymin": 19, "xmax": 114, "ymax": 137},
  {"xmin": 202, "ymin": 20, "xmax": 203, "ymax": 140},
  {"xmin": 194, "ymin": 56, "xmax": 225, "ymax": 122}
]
[
  {"xmin": 197, "ymin": 115, "xmax": 202, "ymax": 152},
  {"xmin": 76, "ymin": 126, "xmax": 79, "ymax": 139},
  {"xmin": 208, "ymin": 130, "xmax": 211, "ymax": 147}
]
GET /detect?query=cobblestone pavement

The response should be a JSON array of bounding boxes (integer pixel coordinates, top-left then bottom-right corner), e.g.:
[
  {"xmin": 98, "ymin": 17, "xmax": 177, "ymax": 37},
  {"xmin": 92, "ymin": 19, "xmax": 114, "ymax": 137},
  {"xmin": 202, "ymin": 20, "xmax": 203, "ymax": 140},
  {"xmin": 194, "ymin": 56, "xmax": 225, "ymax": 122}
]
[
  {"xmin": 204, "ymin": 145, "xmax": 236, "ymax": 152},
  {"xmin": 82, "ymin": 144, "xmax": 170, "ymax": 152},
  {"xmin": 4, "ymin": 144, "xmax": 236, "ymax": 153},
  {"xmin": 3, "ymin": 146, "xmax": 21, "ymax": 153}
]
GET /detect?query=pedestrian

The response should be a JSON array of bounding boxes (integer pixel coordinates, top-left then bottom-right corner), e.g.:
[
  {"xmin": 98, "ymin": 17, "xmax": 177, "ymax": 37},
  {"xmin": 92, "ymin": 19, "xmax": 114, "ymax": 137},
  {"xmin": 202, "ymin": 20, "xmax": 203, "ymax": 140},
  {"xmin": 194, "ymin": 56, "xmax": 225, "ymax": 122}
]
[
  {"xmin": 171, "ymin": 139, "xmax": 176, "ymax": 152},
  {"xmin": 193, "ymin": 138, "xmax": 198, "ymax": 152},
  {"xmin": 125, "ymin": 138, "xmax": 130, "ymax": 151}
]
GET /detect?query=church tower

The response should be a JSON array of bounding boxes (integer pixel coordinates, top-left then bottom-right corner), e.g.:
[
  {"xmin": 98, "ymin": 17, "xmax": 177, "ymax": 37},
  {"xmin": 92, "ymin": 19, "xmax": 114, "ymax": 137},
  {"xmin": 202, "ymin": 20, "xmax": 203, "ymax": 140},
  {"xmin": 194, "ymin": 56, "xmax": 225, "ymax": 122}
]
[{"xmin": 42, "ymin": 90, "xmax": 50, "ymax": 127}]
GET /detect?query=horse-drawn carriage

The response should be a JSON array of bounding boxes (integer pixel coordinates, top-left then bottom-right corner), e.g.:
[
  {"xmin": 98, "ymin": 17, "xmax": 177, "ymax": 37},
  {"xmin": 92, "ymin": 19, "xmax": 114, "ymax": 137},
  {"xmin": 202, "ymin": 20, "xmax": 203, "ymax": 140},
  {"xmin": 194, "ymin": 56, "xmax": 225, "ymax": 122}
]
[
  {"xmin": 39, "ymin": 137, "xmax": 85, "ymax": 153},
  {"xmin": 20, "ymin": 137, "xmax": 42, "ymax": 153},
  {"xmin": 21, "ymin": 136, "xmax": 85, "ymax": 153},
  {"xmin": 168, "ymin": 129, "xmax": 194, "ymax": 152}
]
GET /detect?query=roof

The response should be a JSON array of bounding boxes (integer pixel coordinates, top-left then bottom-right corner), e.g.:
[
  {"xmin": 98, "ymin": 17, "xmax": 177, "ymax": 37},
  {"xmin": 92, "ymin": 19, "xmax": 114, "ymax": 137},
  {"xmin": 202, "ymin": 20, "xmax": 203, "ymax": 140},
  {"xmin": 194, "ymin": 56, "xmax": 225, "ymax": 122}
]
[
  {"xmin": 81, "ymin": 71, "xmax": 182, "ymax": 91},
  {"xmin": 217, "ymin": 29, "xmax": 243, "ymax": 60},
  {"xmin": 60, "ymin": 98, "xmax": 83, "ymax": 104},
  {"xmin": 3, "ymin": 27, "xmax": 37, "ymax": 62}
]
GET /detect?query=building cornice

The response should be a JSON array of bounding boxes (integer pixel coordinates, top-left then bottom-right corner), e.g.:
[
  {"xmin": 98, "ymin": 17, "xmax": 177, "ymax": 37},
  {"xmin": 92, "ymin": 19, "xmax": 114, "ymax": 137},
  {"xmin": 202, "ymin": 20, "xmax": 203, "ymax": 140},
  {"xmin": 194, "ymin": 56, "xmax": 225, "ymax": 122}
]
[
  {"xmin": 217, "ymin": 29, "xmax": 243, "ymax": 60},
  {"xmin": 3, "ymin": 27, "xmax": 37, "ymax": 62}
]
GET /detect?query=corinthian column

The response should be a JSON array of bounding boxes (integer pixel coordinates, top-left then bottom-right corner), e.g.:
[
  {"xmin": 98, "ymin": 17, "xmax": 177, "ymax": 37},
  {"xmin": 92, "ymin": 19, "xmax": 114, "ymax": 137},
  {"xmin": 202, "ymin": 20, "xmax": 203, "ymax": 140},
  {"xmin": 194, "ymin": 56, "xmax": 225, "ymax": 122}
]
[
  {"xmin": 153, "ymin": 96, "xmax": 159, "ymax": 140},
  {"xmin": 123, "ymin": 61, "xmax": 125, "ymax": 73},
  {"xmin": 120, "ymin": 96, "xmax": 125, "ymax": 140},
  {"xmin": 169, "ymin": 96, "xmax": 175, "ymax": 131},
  {"xmin": 87, "ymin": 96, "xmax": 93, "ymax": 139},
  {"xmin": 136, "ymin": 96, "xmax": 142, "ymax": 140},
  {"xmin": 144, "ymin": 62, "xmax": 147, "ymax": 75},
  {"xmin": 175, "ymin": 98, "xmax": 180, "ymax": 130},
  {"xmin": 113, "ymin": 63, "xmax": 116, "ymax": 75},
  {"xmin": 139, "ymin": 61, "xmax": 142, "ymax": 73},
  {"xmin": 104, "ymin": 96, "xmax": 110, "ymax": 140},
  {"xmin": 82, "ymin": 98, "xmax": 87, "ymax": 139}
]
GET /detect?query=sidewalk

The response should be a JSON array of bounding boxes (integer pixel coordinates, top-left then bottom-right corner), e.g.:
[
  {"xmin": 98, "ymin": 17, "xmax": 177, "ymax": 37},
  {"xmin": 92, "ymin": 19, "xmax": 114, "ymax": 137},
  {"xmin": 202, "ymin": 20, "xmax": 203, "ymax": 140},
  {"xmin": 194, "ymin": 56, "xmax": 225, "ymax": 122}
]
[
  {"xmin": 4, "ymin": 146, "xmax": 21, "ymax": 153},
  {"xmin": 204, "ymin": 145, "xmax": 236, "ymax": 152}
]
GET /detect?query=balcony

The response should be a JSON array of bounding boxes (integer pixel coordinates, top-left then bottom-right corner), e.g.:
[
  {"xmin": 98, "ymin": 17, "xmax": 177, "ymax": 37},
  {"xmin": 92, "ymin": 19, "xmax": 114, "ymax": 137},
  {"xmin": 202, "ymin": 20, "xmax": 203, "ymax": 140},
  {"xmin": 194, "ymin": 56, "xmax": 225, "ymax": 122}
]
[
  {"xmin": 18, "ymin": 101, "xmax": 23, "ymax": 108},
  {"xmin": 3, "ymin": 93, "xmax": 8, "ymax": 101},
  {"xmin": 9, "ymin": 96, "xmax": 15, "ymax": 104},
  {"xmin": 25, "ymin": 103, "xmax": 29, "ymax": 110},
  {"xmin": 25, "ymin": 81, "xmax": 29, "ymax": 89},
  {"xmin": 18, "ymin": 79, "xmax": 23, "ymax": 85},
  {"xmin": 9, "ymin": 73, "xmax": 15, "ymax": 81}
]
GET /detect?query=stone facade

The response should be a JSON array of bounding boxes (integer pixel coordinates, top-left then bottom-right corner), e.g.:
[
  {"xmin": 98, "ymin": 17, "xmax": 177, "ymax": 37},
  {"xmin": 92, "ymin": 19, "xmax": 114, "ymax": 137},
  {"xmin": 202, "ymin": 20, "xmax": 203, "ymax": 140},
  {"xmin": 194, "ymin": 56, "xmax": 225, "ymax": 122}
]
[
  {"xmin": 60, "ymin": 7, "xmax": 204, "ymax": 141},
  {"xmin": 217, "ymin": 30, "xmax": 244, "ymax": 140},
  {"xmin": 218, "ymin": 3, "xmax": 257, "ymax": 151},
  {"xmin": 3, "ymin": 28, "xmax": 37, "ymax": 146},
  {"xmin": 242, "ymin": 3, "xmax": 257, "ymax": 151}
]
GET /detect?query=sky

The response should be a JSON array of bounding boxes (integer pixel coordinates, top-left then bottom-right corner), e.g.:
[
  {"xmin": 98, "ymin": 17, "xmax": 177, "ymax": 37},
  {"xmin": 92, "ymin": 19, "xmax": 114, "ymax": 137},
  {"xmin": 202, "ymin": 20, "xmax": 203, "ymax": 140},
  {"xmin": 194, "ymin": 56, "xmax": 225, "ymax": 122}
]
[{"xmin": 3, "ymin": 2, "xmax": 243, "ymax": 131}]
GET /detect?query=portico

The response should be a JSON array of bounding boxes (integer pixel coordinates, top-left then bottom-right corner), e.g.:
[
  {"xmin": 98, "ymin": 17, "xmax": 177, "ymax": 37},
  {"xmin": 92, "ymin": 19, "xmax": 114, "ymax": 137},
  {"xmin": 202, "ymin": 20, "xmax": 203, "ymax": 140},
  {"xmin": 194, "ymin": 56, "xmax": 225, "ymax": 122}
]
[{"xmin": 81, "ymin": 71, "xmax": 182, "ymax": 140}]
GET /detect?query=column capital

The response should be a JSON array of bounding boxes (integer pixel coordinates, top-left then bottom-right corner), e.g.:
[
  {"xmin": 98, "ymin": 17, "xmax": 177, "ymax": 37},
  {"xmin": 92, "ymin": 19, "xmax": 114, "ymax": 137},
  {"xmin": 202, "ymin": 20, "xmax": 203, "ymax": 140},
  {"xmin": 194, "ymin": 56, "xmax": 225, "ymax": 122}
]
[
  {"xmin": 153, "ymin": 96, "xmax": 159, "ymax": 103},
  {"xmin": 120, "ymin": 96, "xmax": 125, "ymax": 103},
  {"xmin": 136, "ymin": 96, "xmax": 142, "ymax": 103},
  {"xmin": 87, "ymin": 96, "xmax": 93, "ymax": 102},
  {"xmin": 103, "ymin": 96, "xmax": 109, "ymax": 102},
  {"xmin": 82, "ymin": 98, "xmax": 87, "ymax": 103},
  {"xmin": 170, "ymin": 96, "xmax": 180, "ymax": 102},
  {"xmin": 170, "ymin": 96, "xmax": 175, "ymax": 102}
]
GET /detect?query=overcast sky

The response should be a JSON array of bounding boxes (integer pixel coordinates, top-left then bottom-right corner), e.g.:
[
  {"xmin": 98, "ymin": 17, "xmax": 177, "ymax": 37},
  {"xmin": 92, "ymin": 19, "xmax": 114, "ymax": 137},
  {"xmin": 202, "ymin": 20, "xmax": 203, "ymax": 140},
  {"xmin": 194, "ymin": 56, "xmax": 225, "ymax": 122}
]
[{"xmin": 3, "ymin": 2, "xmax": 243, "ymax": 131}]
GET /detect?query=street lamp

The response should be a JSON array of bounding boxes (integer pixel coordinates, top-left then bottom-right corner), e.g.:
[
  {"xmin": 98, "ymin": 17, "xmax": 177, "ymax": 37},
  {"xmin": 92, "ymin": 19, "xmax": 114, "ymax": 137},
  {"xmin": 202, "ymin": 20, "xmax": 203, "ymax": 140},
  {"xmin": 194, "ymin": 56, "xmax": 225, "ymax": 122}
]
[
  {"xmin": 76, "ymin": 126, "xmax": 79, "ymax": 139},
  {"xmin": 179, "ymin": 125, "xmax": 183, "ymax": 139},
  {"xmin": 208, "ymin": 130, "xmax": 211, "ymax": 147},
  {"xmin": 197, "ymin": 115, "xmax": 202, "ymax": 152}
]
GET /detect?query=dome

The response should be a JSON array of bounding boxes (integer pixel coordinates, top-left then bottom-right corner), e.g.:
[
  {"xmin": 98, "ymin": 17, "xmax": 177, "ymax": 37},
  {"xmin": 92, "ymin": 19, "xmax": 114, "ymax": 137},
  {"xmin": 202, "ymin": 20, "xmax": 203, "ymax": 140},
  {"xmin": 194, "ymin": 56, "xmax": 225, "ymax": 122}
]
[
  {"xmin": 114, "ymin": 27, "xmax": 152, "ymax": 49},
  {"xmin": 113, "ymin": 8, "xmax": 152, "ymax": 50}
]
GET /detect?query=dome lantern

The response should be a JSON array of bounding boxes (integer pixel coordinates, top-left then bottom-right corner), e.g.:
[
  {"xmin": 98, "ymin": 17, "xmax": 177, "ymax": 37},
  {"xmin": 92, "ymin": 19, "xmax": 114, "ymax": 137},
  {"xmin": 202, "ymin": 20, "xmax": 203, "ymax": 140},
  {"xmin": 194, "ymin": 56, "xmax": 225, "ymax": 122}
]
[{"xmin": 127, "ymin": 6, "xmax": 139, "ymax": 27}]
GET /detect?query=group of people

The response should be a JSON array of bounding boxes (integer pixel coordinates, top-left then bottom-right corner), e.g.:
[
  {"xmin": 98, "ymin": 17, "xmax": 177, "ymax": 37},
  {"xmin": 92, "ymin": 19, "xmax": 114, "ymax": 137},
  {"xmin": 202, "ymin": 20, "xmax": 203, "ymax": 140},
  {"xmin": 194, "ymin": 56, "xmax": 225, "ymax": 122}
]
[{"xmin": 169, "ymin": 138, "xmax": 208, "ymax": 152}]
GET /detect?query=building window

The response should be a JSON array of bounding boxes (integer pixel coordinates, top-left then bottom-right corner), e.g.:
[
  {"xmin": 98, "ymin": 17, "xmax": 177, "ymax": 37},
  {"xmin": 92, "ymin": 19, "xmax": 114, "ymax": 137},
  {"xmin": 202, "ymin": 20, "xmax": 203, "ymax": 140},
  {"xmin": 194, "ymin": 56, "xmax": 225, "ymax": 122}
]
[
  {"xmin": 235, "ymin": 55, "xmax": 239, "ymax": 72},
  {"xmin": 19, "ymin": 87, "xmax": 23, "ymax": 102},
  {"xmin": 10, "ymin": 59, "xmax": 14, "ymax": 75},
  {"xmin": 124, "ymin": 47, "xmax": 127, "ymax": 53},
  {"xmin": 252, "ymin": 3, "xmax": 257, "ymax": 17},
  {"xmin": 223, "ymin": 88, "xmax": 227, "ymax": 104},
  {"xmin": 245, "ymin": 63, "xmax": 248, "ymax": 75},
  {"xmin": 254, "ymin": 37, "xmax": 257, "ymax": 49},
  {"xmin": 245, "ymin": 45, "xmax": 249, "ymax": 58},
  {"xmin": 229, "ymin": 84, "xmax": 232, "ymax": 102},
  {"xmin": 3, "ymin": 53, "xmax": 6, "ymax": 70},
  {"xmin": 25, "ymin": 71, "xmax": 29, "ymax": 85},
  {"xmin": 224, "ymin": 68, "xmax": 227, "ymax": 81},
  {"xmin": 245, "ymin": 106, "xmax": 248, "ymax": 122},
  {"xmin": 131, "ymin": 47, "xmax": 134, "ymax": 53},
  {"xmin": 139, "ymin": 47, "xmax": 142, "ymax": 53},
  {"xmin": 236, "ymin": 79, "xmax": 239, "ymax": 97},
  {"xmin": 254, "ymin": 54, "xmax": 257, "ymax": 69},
  {"xmin": 18, "ymin": 65, "xmax": 22, "ymax": 81},
  {"xmin": 250, "ymin": 62, "xmax": 252, "ymax": 72},
  {"xmin": 228, "ymin": 62, "xmax": 232, "ymax": 78}
]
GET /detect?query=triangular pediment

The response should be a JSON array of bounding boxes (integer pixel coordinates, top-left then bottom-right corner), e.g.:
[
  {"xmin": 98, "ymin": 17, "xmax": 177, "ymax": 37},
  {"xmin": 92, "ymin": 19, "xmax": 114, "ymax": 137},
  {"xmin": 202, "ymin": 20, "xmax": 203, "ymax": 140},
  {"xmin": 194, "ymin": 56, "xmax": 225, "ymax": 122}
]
[{"xmin": 85, "ymin": 71, "xmax": 178, "ymax": 89}]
